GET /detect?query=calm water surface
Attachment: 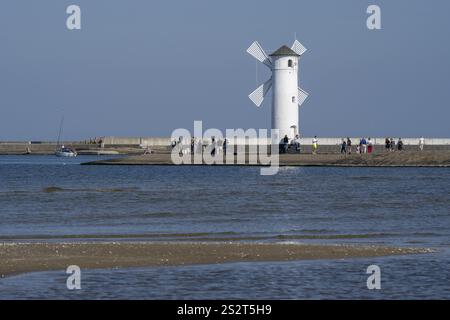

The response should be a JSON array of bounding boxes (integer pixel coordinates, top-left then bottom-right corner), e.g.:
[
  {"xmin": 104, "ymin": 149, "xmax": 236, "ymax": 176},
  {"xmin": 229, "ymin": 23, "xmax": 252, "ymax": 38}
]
[{"xmin": 0, "ymin": 155, "xmax": 449, "ymax": 299}]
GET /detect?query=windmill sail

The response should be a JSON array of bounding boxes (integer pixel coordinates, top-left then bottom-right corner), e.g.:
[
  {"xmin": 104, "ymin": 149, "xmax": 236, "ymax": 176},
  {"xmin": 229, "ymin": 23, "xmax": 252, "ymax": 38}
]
[
  {"xmin": 291, "ymin": 40, "xmax": 307, "ymax": 56},
  {"xmin": 247, "ymin": 41, "xmax": 272, "ymax": 68},
  {"xmin": 297, "ymin": 87, "xmax": 309, "ymax": 106},
  {"xmin": 249, "ymin": 78, "xmax": 273, "ymax": 107}
]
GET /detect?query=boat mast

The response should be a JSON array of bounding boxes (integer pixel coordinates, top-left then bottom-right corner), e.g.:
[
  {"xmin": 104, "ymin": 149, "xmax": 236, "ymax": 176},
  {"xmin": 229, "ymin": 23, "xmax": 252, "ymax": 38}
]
[{"xmin": 56, "ymin": 115, "xmax": 64, "ymax": 151}]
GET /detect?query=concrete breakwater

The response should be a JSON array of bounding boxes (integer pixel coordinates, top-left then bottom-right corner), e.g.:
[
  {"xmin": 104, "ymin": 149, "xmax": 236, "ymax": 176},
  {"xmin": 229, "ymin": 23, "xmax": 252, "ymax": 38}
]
[
  {"xmin": 82, "ymin": 151, "xmax": 450, "ymax": 167},
  {"xmin": 0, "ymin": 142, "xmax": 144, "ymax": 155},
  {"xmin": 100, "ymin": 136, "xmax": 450, "ymax": 147},
  {"xmin": 2, "ymin": 137, "xmax": 450, "ymax": 155}
]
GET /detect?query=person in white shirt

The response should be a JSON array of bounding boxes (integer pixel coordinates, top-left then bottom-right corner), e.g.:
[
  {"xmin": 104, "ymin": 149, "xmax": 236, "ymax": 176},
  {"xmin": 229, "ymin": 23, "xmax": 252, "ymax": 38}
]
[
  {"xmin": 292, "ymin": 134, "xmax": 301, "ymax": 153},
  {"xmin": 419, "ymin": 137, "xmax": 425, "ymax": 151}
]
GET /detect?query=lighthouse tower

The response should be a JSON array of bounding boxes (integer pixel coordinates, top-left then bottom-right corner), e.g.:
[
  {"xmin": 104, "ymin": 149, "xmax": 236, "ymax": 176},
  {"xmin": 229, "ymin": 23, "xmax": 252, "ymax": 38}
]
[{"xmin": 247, "ymin": 40, "xmax": 309, "ymax": 139}]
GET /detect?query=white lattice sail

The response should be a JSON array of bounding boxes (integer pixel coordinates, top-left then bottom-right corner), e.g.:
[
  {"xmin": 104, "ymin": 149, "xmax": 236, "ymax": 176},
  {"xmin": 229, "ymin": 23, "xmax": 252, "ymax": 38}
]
[
  {"xmin": 291, "ymin": 40, "xmax": 307, "ymax": 56},
  {"xmin": 247, "ymin": 41, "xmax": 272, "ymax": 68},
  {"xmin": 297, "ymin": 87, "xmax": 309, "ymax": 106},
  {"xmin": 249, "ymin": 78, "xmax": 273, "ymax": 107}
]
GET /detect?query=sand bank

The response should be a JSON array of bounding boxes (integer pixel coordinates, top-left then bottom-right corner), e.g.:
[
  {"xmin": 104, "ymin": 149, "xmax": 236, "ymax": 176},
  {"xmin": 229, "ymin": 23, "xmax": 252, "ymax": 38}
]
[{"xmin": 0, "ymin": 242, "xmax": 432, "ymax": 278}]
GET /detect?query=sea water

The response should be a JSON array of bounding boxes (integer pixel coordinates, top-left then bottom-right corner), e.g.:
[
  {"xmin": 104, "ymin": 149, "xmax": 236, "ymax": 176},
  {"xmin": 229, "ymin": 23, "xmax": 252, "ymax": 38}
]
[{"xmin": 0, "ymin": 155, "xmax": 449, "ymax": 299}]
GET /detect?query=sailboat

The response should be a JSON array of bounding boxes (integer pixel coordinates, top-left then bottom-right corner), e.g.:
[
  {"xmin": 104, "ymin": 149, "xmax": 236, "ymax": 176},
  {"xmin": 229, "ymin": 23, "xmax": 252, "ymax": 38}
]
[{"xmin": 55, "ymin": 115, "xmax": 77, "ymax": 157}]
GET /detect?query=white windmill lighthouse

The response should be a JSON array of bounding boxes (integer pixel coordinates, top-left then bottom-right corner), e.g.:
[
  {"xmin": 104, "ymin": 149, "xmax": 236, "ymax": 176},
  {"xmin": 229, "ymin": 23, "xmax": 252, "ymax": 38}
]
[{"xmin": 247, "ymin": 39, "xmax": 309, "ymax": 140}]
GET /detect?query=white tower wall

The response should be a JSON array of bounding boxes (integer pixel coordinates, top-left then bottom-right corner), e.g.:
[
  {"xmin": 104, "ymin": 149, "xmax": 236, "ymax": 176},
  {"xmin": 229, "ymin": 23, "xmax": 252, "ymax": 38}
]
[{"xmin": 271, "ymin": 55, "xmax": 299, "ymax": 140}]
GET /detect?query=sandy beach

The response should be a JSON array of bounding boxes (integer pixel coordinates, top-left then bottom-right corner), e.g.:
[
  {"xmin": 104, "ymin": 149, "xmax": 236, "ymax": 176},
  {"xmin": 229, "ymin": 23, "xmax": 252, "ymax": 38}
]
[{"xmin": 0, "ymin": 242, "xmax": 432, "ymax": 278}]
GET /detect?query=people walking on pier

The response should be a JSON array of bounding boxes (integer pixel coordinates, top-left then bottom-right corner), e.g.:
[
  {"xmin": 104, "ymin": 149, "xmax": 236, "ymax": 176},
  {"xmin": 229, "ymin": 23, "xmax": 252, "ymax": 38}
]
[
  {"xmin": 193, "ymin": 137, "xmax": 198, "ymax": 154},
  {"xmin": 312, "ymin": 136, "xmax": 318, "ymax": 154},
  {"xmin": 223, "ymin": 138, "xmax": 228, "ymax": 155},
  {"xmin": 397, "ymin": 138, "xmax": 404, "ymax": 151},
  {"xmin": 346, "ymin": 138, "xmax": 352, "ymax": 154},
  {"xmin": 191, "ymin": 137, "xmax": 195, "ymax": 154},
  {"xmin": 340, "ymin": 139, "xmax": 347, "ymax": 154},
  {"xmin": 211, "ymin": 137, "xmax": 216, "ymax": 157},
  {"xmin": 177, "ymin": 136, "xmax": 189, "ymax": 155},
  {"xmin": 367, "ymin": 138, "xmax": 373, "ymax": 154},
  {"xmin": 390, "ymin": 138, "xmax": 395, "ymax": 152},
  {"xmin": 419, "ymin": 136, "xmax": 425, "ymax": 151},
  {"xmin": 177, "ymin": 137, "xmax": 182, "ymax": 155},
  {"xmin": 292, "ymin": 134, "xmax": 301, "ymax": 153},
  {"xmin": 178, "ymin": 137, "xmax": 183, "ymax": 154},
  {"xmin": 385, "ymin": 137, "xmax": 390, "ymax": 152},
  {"xmin": 361, "ymin": 137, "xmax": 367, "ymax": 153},
  {"xmin": 282, "ymin": 135, "xmax": 289, "ymax": 154}
]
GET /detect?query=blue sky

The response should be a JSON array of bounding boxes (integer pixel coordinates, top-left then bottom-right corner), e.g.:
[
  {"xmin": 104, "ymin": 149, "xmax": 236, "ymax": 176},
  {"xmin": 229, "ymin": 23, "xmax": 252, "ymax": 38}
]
[{"xmin": 1, "ymin": 0, "xmax": 449, "ymax": 140}]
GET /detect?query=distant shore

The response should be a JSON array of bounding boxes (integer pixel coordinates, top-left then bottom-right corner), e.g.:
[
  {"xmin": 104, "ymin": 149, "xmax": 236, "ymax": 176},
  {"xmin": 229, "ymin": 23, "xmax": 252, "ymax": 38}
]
[
  {"xmin": 81, "ymin": 151, "xmax": 450, "ymax": 167},
  {"xmin": 0, "ymin": 242, "xmax": 432, "ymax": 278}
]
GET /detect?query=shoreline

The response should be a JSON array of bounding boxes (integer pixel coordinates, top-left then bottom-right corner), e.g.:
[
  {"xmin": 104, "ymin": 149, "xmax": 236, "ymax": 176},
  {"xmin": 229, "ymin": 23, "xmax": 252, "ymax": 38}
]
[{"xmin": 0, "ymin": 242, "xmax": 432, "ymax": 278}]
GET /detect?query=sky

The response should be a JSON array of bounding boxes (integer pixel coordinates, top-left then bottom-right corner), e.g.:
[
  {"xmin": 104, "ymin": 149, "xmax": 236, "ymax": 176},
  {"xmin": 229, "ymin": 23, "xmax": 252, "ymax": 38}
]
[{"xmin": 1, "ymin": 0, "xmax": 450, "ymax": 140}]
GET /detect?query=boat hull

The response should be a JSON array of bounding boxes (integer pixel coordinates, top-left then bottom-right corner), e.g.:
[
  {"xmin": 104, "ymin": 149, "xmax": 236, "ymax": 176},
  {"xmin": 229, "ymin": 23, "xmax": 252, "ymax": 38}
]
[{"xmin": 55, "ymin": 151, "xmax": 77, "ymax": 157}]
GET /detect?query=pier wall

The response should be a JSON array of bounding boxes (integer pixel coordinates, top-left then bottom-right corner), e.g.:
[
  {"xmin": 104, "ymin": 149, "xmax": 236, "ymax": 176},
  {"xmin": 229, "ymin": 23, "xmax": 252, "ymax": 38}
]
[
  {"xmin": 2, "ymin": 137, "xmax": 450, "ymax": 155},
  {"xmin": 101, "ymin": 136, "xmax": 450, "ymax": 147}
]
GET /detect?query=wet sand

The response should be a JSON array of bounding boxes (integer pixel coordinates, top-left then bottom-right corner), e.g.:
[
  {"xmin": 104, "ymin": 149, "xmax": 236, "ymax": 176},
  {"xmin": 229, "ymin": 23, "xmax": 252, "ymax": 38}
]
[
  {"xmin": 0, "ymin": 242, "xmax": 432, "ymax": 278},
  {"xmin": 81, "ymin": 151, "xmax": 450, "ymax": 167}
]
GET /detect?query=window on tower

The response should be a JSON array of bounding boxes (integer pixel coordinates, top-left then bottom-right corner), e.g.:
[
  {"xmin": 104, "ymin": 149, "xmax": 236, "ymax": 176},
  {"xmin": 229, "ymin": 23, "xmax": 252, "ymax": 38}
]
[
  {"xmin": 288, "ymin": 59, "xmax": 293, "ymax": 67},
  {"xmin": 292, "ymin": 96, "xmax": 296, "ymax": 103}
]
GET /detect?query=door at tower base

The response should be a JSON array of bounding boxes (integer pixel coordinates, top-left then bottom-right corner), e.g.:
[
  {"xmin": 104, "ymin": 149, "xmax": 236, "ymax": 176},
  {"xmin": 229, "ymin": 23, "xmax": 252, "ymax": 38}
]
[
  {"xmin": 290, "ymin": 125, "xmax": 298, "ymax": 138},
  {"xmin": 247, "ymin": 40, "xmax": 309, "ymax": 140}
]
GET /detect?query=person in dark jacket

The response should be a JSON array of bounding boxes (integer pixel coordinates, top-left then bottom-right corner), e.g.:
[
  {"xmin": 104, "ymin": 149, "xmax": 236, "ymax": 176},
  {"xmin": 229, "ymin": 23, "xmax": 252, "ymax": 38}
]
[
  {"xmin": 397, "ymin": 138, "xmax": 404, "ymax": 151},
  {"xmin": 283, "ymin": 135, "xmax": 289, "ymax": 153},
  {"xmin": 346, "ymin": 137, "xmax": 352, "ymax": 154},
  {"xmin": 340, "ymin": 139, "xmax": 347, "ymax": 154}
]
